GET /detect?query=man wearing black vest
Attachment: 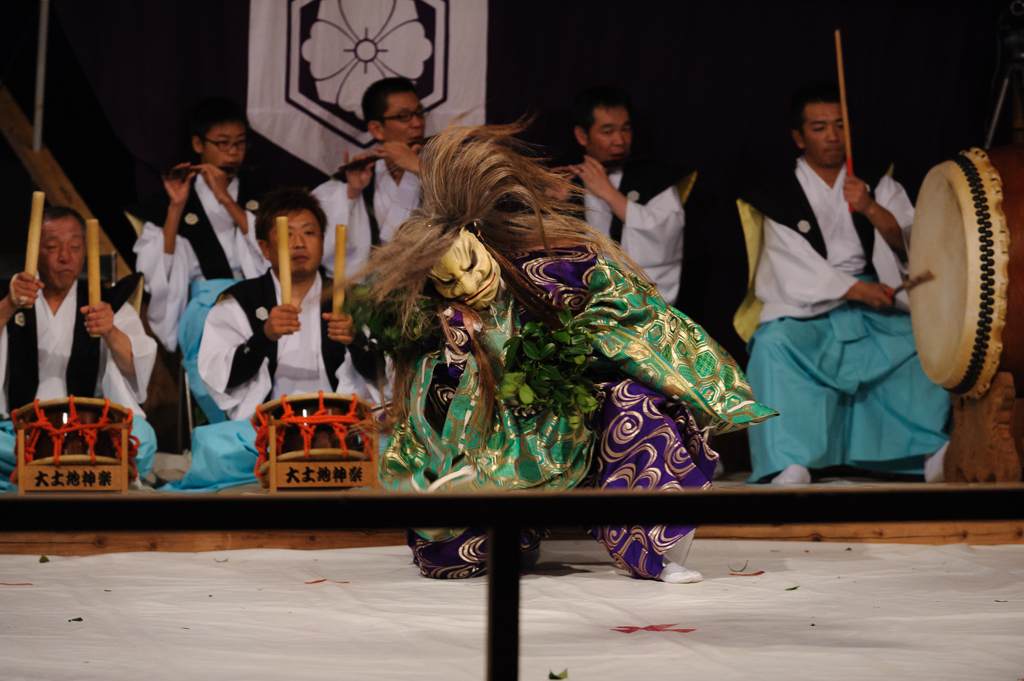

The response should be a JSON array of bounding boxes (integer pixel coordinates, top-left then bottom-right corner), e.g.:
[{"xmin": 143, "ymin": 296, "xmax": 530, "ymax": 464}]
[
  {"xmin": 736, "ymin": 80, "xmax": 948, "ymax": 485},
  {"xmin": 130, "ymin": 97, "xmax": 269, "ymax": 352},
  {"xmin": 167, "ymin": 188, "xmax": 366, "ymax": 492},
  {"xmin": 0, "ymin": 207, "xmax": 157, "ymax": 492},
  {"xmin": 313, "ymin": 77, "xmax": 425, "ymax": 278},
  {"xmin": 558, "ymin": 86, "xmax": 690, "ymax": 306}
]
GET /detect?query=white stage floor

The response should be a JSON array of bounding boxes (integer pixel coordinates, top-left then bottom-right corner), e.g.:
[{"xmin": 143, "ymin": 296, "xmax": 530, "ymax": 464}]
[{"xmin": 1, "ymin": 539, "xmax": 1022, "ymax": 680}]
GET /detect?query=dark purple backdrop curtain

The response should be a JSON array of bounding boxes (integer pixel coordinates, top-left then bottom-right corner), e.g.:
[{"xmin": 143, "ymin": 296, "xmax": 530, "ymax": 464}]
[{"xmin": 48, "ymin": 0, "xmax": 1003, "ymax": 361}]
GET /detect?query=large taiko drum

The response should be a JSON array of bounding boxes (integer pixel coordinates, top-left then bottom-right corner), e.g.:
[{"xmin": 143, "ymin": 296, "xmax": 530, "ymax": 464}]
[
  {"xmin": 11, "ymin": 396, "xmax": 139, "ymax": 491},
  {"xmin": 909, "ymin": 145, "xmax": 1024, "ymax": 398},
  {"xmin": 251, "ymin": 391, "xmax": 378, "ymax": 490}
]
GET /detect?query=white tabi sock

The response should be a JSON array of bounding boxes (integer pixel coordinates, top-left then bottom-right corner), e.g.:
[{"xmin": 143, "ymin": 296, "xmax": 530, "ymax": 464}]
[
  {"xmin": 660, "ymin": 560, "xmax": 702, "ymax": 584},
  {"xmin": 771, "ymin": 464, "xmax": 811, "ymax": 484},
  {"xmin": 924, "ymin": 441, "xmax": 949, "ymax": 483},
  {"xmin": 659, "ymin": 530, "xmax": 702, "ymax": 583}
]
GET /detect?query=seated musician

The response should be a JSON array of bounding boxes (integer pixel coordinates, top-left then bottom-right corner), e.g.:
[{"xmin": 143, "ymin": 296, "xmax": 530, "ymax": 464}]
[
  {"xmin": 167, "ymin": 188, "xmax": 362, "ymax": 492},
  {"xmin": 130, "ymin": 96, "xmax": 269, "ymax": 352},
  {"xmin": 0, "ymin": 207, "xmax": 157, "ymax": 491},
  {"xmin": 312, "ymin": 77, "xmax": 425, "ymax": 277},
  {"xmin": 556, "ymin": 86, "xmax": 689, "ymax": 306},
  {"xmin": 738, "ymin": 80, "xmax": 949, "ymax": 484}
]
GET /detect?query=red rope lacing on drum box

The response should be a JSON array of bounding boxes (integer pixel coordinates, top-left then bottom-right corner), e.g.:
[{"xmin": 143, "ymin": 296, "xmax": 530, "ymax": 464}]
[
  {"xmin": 21, "ymin": 396, "xmax": 140, "ymax": 476},
  {"xmin": 252, "ymin": 391, "xmax": 362, "ymax": 476}
]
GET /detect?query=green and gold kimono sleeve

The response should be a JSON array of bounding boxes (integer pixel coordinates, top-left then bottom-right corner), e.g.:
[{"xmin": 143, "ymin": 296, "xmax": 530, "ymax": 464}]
[{"xmin": 578, "ymin": 259, "xmax": 777, "ymax": 434}]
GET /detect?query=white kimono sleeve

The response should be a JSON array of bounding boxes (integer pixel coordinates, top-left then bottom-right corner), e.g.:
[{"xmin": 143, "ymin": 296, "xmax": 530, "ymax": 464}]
[
  {"xmin": 756, "ymin": 217, "xmax": 860, "ymax": 322},
  {"xmin": 875, "ymin": 175, "xmax": 915, "ymax": 248},
  {"xmin": 96, "ymin": 305, "xmax": 157, "ymax": 418},
  {"xmin": 132, "ymin": 221, "xmax": 202, "ymax": 352},
  {"xmin": 313, "ymin": 179, "xmax": 375, "ymax": 279},
  {"xmin": 197, "ymin": 296, "xmax": 272, "ymax": 421},
  {"xmin": 869, "ymin": 175, "xmax": 917, "ymax": 310},
  {"xmin": 312, "ymin": 179, "xmax": 350, "ymax": 279},
  {"xmin": 619, "ymin": 185, "xmax": 685, "ymax": 303},
  {"xmin": 235, "ymin": 213, "xmax": 271, "ymax": 280}
]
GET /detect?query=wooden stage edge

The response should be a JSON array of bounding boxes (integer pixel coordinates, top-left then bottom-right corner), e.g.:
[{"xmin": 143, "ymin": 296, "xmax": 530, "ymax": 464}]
[{"xmin": 1, "ymin": 521, "xmax": 1021, "ymax": 556}]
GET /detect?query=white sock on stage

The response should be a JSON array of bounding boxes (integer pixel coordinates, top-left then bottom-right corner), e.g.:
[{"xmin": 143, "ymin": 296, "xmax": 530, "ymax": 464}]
[
  {"xmin": 771, "ymin": 464, "xmax": 811, "ymax": 484},
  {"xmin": 659, "ymin": 530, "xmax": 702, "ymax": 583},
  {"xmin": 924, "ymin": 441, "xmax": 949, "ymax": 483},
  {"xmin": 660, "ymin": 560, "xmax": 703, "ymax": 584}
]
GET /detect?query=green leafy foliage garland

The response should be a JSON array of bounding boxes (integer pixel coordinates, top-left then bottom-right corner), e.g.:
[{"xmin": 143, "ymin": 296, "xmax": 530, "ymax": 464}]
[{"xmin": 499, "ymin": 308, "xmax": 598, "ymax": 427}]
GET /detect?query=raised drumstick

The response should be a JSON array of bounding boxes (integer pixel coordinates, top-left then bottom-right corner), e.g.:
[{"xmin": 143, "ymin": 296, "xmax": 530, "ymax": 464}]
[
  {"xmin": 333, "ymin": 224, "xmax": 346, "ymax": 315},
  {"xmin": 86, "ymin": 219, "xmax": 101, "ymax": 337},
  {"xmin": 276, "ymin": 215, "xmax": 292, "ymax": 307},
  {"xmin": 835, "ymin": 29, "xmax": 855, "ymax": 213},
  {"xmin": 24, "ymin": 191, "xmax": 45, "ymax": 307}
]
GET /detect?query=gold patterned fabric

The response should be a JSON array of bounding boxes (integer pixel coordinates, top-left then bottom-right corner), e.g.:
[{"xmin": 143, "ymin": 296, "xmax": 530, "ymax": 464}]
[{"xmin": 579, "ymin": 257, "xmax": 776, "ymax": 433}]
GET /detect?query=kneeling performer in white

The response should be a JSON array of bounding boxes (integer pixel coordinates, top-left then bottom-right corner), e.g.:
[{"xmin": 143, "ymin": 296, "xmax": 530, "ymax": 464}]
[
  {"xmin": 0, "ymin": 207, "xmax": 158, "ymax": 491},
  {"xmin": 167, "ymin": 188, "xmax": 372, "ymax": 492}
]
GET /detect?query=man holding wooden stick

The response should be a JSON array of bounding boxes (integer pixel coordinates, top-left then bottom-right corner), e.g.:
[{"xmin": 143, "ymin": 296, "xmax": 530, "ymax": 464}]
[
  {"xmin": 734, "ymin": 80, "xmax": 949, "ymax": 485},
  {"xmin": 0, "ymin": 206, "xmax": 158, "ymax": 491},
  {"xmin": 166, "ymin": 188, "xmax": 372, "ymax": 492}
]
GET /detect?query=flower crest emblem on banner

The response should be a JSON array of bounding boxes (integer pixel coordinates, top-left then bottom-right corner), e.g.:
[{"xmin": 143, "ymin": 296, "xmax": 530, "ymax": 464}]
[{"xmin": 288, "ymin": 0, "xmax": 449, "ymax": 146}]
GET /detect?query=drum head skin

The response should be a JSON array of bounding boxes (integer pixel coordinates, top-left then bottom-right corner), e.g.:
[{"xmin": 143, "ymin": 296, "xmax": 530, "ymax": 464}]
[{"xmin": 910, "ymin": 148, "xmax": 1009, "ymax": 398}]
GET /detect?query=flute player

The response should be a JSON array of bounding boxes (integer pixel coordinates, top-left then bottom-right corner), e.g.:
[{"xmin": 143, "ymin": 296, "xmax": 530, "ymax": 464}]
[{"xmin": 128, "ymin": 97, "xmax": 270, "ymax": 352}]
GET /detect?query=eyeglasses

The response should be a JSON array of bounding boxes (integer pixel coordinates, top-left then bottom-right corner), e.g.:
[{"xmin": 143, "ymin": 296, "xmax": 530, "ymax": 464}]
[
  {"xmin": 381, "ymin": 108, "xmax": 426, "ymax": 124},
  {"xmin": 203, "ymin": 137, "xmax": 249, "ymax": 152}
]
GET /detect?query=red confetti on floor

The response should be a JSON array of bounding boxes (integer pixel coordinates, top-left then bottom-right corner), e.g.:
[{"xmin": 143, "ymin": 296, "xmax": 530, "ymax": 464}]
[
  {"xmin": 303, "ymin": 579, "xmax": 350, "ymax": 584},
  {"xmin": 729, "ymin": 571, "xmax": 766, "ymax": 576},
  {"xmin": 612, "ymin": 624, "xmax": 695, "ymax": 634}
]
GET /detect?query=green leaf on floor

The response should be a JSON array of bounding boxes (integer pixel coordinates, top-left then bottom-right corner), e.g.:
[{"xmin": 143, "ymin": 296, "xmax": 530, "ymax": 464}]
[
  {"xmin": 995, "ymin": 600, "xmax": 1008, "ymax": 602},
  {"xmin": 215, "ymin": 558, "xmax": 228, "ymax": 563},
  {"xmin": 104, "ymin": 590, "xmax": 111, "ymax": 592},
  {"xmin": 549, "ymin": 670, "xmax": 568, "ymax": 679},
  {"xmin": 39, "ymin": 556, "xmax": 50, "ymax": 563},
  {"xmin": 786, "ymin": 586, "xmax": 799, "ymax": 591},
  {"xmin": 727, "ymin": 561, "xmax": 748, "ymax": 573},
  {"xmin": 68, "ymin": 617, "xmax": 82, "ymax": 622},
  {"xmin": 182, "ymin": 627, "xmax": 189, "ymax": 629}
]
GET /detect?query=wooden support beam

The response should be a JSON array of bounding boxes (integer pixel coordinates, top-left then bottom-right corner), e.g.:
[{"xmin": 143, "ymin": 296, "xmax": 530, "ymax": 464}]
[
  {"xmin": 0, "ymin": 521, "xmax": 1021, "ymax": 557},
  {"xmin": 0, "ymin": 80, "xmax": 130, "ymax": 277},
  {"xmin": 0, "ymin": 529, "xmax": 408, "ymax": 556}
]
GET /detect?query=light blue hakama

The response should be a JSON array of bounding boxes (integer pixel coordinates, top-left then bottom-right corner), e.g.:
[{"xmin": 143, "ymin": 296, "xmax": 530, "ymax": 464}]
[
  {"xmin": 178, "ymin": 279, "xmax": 238, "ymax": 425},
  {"xmin": 0, "ymin": 417, "xmax": 157, "ymax": 493},
  {"xmin": 160, "ymin": 420, "xmax": 258, "ymax": 492},
  {"xmin": 746, "ymin": 302, "xmax": 950, "ymax": 482}
]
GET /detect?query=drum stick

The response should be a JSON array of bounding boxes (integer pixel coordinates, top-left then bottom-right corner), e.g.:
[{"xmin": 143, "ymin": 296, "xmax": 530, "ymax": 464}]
[
  {"xmin": 86, "ymin": 219, "xmax": 101, "ymax": 338},
  {"xmin": 276, "ymin": 215, "xmax": 292, "ymax": 307},
  {"xmin": 835, "ymin": 29, "xmax": 855, "ymax": 213},
  {"xmin": 333, "ymin": 224, "xmax": 346, "ymax": 315},
  {"xmin": 893, "ymin": 270, "xmax": 935, "ymax": 295},
  {"xmin": 24, "ymin": 191, "xmax": 45, "ymax": 307}
]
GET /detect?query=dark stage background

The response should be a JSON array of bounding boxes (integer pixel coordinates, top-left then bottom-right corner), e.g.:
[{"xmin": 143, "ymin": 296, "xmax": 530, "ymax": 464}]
[{"xmin": 0, "ymin": 0, "xmax": 1008, "ymax": 365}]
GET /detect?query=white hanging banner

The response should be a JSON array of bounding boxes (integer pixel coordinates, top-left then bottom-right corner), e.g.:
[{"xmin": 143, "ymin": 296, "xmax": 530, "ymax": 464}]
[{"xmin": 247, "ymin": 0, "xmax": 487, "ymax": 175}]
